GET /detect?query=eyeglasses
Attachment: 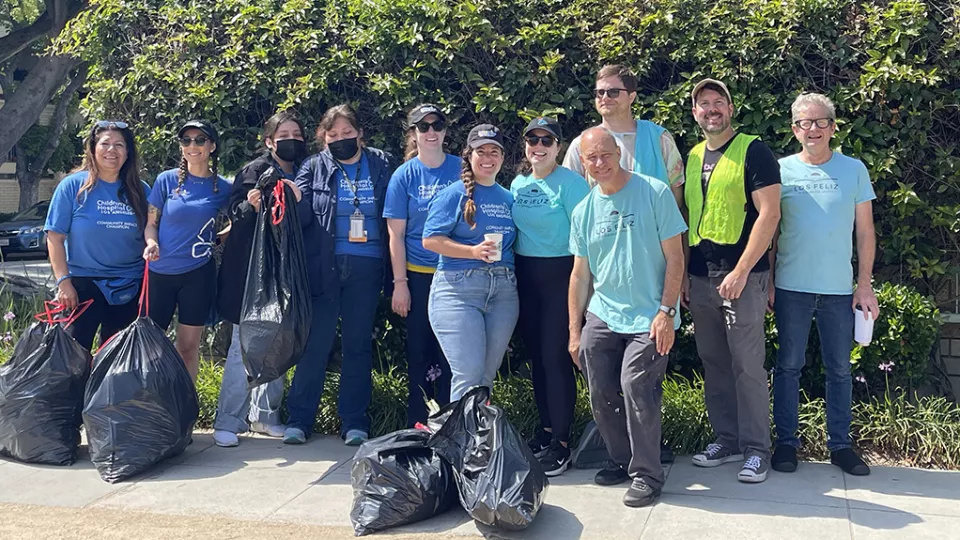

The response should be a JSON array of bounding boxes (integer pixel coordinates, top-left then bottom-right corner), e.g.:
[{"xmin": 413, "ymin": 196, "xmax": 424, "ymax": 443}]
[
  {"xmin": 794, "ymin": 118, "xmax": 835, "ymax": 130},
  {"xmin": 414, "ymin": 120, "xmax": 445, "ymax": 133},
  {"xmin": 524, "ymin": 135, "xmax": 556, "ymax": 148},
  {"xmin": 94, "ymin": 120, "xmax": 129, "ymax": 131},
  {"xmin": 179, "ymin": 136, "xmax": 211, "ymax": 147},
  {"xmin": 594, "ymin": 88, "xmax": 628, "ymax": 99}
]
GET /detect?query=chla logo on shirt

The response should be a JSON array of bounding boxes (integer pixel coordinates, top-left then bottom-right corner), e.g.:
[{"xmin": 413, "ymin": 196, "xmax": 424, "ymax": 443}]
[
  {"xmin": 479, "ymin": 202, "xmax": 511, "ymax": 220},
  {"xmin": 96, "ymin": 199, "xmax": 135, "ymax": 216},
  {"xmin": 593, "ymin": 209, "xmax": 636, "ymax": 237},
  {"xmin": 417, "ymin": 181, "xmax": 454, "ymax": 200}
]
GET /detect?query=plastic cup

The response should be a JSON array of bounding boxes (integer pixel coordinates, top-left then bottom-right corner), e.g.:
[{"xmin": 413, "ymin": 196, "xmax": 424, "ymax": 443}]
[
  {"xmin": 484, "ymin": 233, "xmax": 503, "ymax": 262},
  {"xmin": 854, "ymin": 307, "xmax": 874, "ymax": 346}
]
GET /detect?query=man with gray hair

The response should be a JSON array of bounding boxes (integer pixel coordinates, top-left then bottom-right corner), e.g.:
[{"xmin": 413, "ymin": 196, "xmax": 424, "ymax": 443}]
[{"xmin": 769, "ymin": 92, "xmax": 878, "ymax": 476}]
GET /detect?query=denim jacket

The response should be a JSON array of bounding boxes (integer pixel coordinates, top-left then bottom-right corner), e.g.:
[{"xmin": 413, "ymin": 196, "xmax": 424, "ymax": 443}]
[{"xmin": 296, "ymin": 147, "xmax": 397, "ymax": 298}]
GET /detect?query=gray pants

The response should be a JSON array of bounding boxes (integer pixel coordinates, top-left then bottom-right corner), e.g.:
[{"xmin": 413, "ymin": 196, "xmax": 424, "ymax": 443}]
[
  {"xmin": 688, "ymin": 272, "xmax": 771, "ymax": 460},
  {"xmin": 213, "ymin": 324, "xmax": 285, "ymax": 433},
  {"xmin": 580, "ymin": 312, "xmax": 667, "ymax": 489}
]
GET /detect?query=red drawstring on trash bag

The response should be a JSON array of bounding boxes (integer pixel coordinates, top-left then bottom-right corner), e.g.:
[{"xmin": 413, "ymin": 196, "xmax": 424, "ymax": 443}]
[
  {"xmin": 34, "ymin": 299, "xmax": 93, "ymax": 328},
  {"xmin": 271, "ymin": 180, "xmax": 286, "ymax": 225}
]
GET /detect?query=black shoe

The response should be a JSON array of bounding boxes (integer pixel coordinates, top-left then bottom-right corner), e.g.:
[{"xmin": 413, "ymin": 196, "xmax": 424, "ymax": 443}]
[
  {"xmin": 623, "ymin": 477, "xmax": 661, "ymax": 508},
  {"xmin": 660, "ymin": 442, "xmax": 675, "ymax": 464},
  {"xmin": 594, "ymin": 465, "xmax": 630, "ymax": 486},
  {"xmin": 831, "ymin": 448, "xmax": 870, "ymax": 476},
  {"xmin": 771, "ymin": 445, "xmax": 798, "ymax": 473},
  {"xmin": 538, "ymin": 440, "xmax": 571, "ymax": 477},
  {"xmin": 527, "ymin": 429, "xmax": 552, "ymax": 459}
]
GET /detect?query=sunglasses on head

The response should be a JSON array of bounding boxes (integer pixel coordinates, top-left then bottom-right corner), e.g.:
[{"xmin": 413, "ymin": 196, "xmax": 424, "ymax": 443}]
[
  {"xmin": 414, "ymin": 120, "xmax": 445, "ymax": 133},
  {"xmin": 524, "ymin": 135, "xmax": 556, "ymax": 147},
  {"xmin": 179, "ymin": 136, "xmax": 211, "ymax": 147},
  {"xmin": 594, "ymin": 88, "xmax": 628, "ymax": 99},
  {"xmin": 94, "ymin": 120, "xmax": 129, "ymax": 131}
]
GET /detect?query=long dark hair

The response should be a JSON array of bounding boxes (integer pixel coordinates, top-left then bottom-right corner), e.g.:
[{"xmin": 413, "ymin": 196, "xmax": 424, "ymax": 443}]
[
  {"xmin": 315, "ymin": 104, "xmax": 364, "ymax": 149},
  {"xmin": 74, "ymin": 124, "xmax": 148, "ymax": 230},
  {"xmin": 176, "ymin": 134, "xmax": 220, "ymax": 195},
  {"xmin": 264, "ymin": 110, "xmax": 306, "ymax": 147},
  {"xmin": 460, "ymin": 145, "xmax": 477, "ymax": 229}
]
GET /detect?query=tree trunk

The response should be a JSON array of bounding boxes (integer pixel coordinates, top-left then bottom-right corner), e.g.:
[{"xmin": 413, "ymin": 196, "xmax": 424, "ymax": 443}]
[{"xmin": 14, "ymin": 142, "xmax": 41, "ymax": 210}]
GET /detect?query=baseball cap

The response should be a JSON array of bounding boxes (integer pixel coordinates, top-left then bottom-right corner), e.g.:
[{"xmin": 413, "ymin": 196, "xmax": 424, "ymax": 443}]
[
  {"xmin": 406, "ymin": 104, "xmax": 446, "ymax": 127},
  {"xmin": 466, "ymin": 124, "xmax": 504, "ymax": 150},
  {"xmin": 177, "ymin": 120, "xmax": 219, "ymax": 143},
  {"xmin": 522, "ymin": 117, "xmax": 562, "ymax": 141},
  {"xmin": 691, "ymin": 78, "xmax": 733, "ymax": 105}
]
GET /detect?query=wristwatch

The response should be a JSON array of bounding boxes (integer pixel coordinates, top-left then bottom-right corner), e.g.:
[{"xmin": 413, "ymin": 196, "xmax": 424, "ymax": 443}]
[{"xmin": 658, "ymin": 305, "xmax": 677, "ymax": 317}]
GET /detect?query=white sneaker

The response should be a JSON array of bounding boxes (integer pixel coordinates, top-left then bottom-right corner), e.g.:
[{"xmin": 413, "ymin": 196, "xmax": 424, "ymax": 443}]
[
  {"xmin": 213, "ymin": 430, "xmax": 239, "ymax": 448},
  {"xmin": 249, "ymin": 422, "xmax": 286, "ymax": 438}
]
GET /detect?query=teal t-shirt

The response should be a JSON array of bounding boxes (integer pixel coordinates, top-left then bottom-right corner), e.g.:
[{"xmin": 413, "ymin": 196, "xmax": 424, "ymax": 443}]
[
  {"xmin": 510, "ymin": 166, "xmax": 590, "ymax": 258},
  {"xmin": 569, "ymin": 174, "xmax": 687, "ymax": 334},
  {"xmin": 776, "ymin": 152, "xmax": 876, "ymax": 295}
]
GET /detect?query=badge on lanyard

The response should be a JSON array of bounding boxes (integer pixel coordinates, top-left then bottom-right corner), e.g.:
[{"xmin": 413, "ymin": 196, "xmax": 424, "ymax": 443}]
[{"xmin": 349, "ymin": 208, "xmax": 367, "ymax": 243}]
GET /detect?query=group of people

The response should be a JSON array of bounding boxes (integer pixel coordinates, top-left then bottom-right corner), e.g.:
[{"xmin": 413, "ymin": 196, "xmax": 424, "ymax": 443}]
[{"xmin": 42, "ymin": 63, "xmax": 880, "ymax": 509}]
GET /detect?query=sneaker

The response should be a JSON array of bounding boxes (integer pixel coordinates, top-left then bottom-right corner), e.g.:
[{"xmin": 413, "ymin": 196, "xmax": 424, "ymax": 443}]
[
  {"xmin": 594, "ymin": 465, "xmax": 630, "ymax": 486},
  {"xmin": 213, "ymin": 430, "xmax": 239, "ymax": 448},
  {"xmin": 528, "ymin": 429, "xmax": 552, "ymax": 459},
  {"xmin": 660, "ymin": 442, "xmax": 675, "ymax": 464},
  {"xmin": 771, "ymin": 445, "xmax": 798, "ymax": 473},
  {"xmin": 831, "ymin": 448, "xmax": 870, "ymax": 476},
  {"xmin": 250, "ymin": 422, "xmax": 286, "ymax": 438},
  {"xmin": 283, "ymin": 427, "xmax": 307, "ymax": 445},
  {"xmin": 623, "ymin": 477, "xmax": 661, "ymax": 508},
  {"xmin": 738, "ymin": 455, "xmax": 769, "ymax": 483},
  {"xmin": 692, "ymin": 443, "xmax": 744, "ymax": 468},
  {"xmin": 344, "ymin": 429, "xmax": 368, "ymax": 446},
  {"xmin": 538, "ymin": 441, "xmax": 571, "ymax": 477}
]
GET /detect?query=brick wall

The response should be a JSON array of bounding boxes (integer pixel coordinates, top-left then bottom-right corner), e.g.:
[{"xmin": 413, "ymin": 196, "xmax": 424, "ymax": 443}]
[{"xmin": 0, "ymin": 177, "xmax": 59, "ymax": 213}]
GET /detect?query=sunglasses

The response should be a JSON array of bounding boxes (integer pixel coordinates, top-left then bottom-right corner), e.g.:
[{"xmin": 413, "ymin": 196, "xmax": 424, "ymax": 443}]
[
  {"xmin": 414, "ymin": 120, "xmax": 445, "ymax": 133},
  {"xmin": 594, "ymin": 88, "xmax": 628, "ymax": 99},
  {"xmin": 793, "ymin": 118, "xmax": 835, "ymax": 130},
  {"xmin": 94, "ymin": 120, "xmax": 129, "ymax": 131},
  {"xmin": 524, "ymin": 135, "xmax": 556, "ymax": 148},
  {"xmin": 179, "ymin": 136, "xmax": 211, "ymax": 147}
]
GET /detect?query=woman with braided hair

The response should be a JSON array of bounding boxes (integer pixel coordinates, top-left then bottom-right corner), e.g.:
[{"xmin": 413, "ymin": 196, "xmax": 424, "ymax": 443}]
[
  {"xmin": 143, "ymin": 120, "xmax": 231, "ymax": 382},
  {"xmin": 422, "ymin": 124, "xmax": 519, "ymax": 401}
]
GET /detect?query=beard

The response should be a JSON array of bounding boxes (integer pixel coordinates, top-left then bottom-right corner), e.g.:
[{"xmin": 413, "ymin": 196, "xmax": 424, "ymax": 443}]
[{"xmin": 698, "ymin": 114, "xmax": 730, "ymax": 134}]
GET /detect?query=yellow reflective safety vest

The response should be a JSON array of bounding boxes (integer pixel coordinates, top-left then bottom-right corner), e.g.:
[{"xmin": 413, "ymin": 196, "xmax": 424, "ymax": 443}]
[{"xmin": 684, "ymin": 133, "xmax": 758, "ymax": 246}]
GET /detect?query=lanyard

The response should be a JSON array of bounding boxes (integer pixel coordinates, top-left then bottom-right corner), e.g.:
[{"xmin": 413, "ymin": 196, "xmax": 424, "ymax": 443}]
[{"xmin": 335, "ymin": 158, "xmax": 364, "ymax": 210}]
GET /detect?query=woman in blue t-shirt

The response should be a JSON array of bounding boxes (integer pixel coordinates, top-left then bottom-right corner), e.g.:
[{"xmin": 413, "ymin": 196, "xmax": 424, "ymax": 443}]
[
  {"xmin": 422, "ymin": 124, "xmax": 519, "ymax": 401},
  {"xmin": 142, "ymin": 120, "xmax": 234, "ymax": 382},
  {"xmin": 284, "ymin": 104, "xmax": 396, "ymax": 446},
  {"xmin": 383, "ymin": 103, "xmax": 460, "ymax": 426},
  {"xmin": 510, "ymin": 117, "xmax": 590, "ymax": 477},
  {"xmin": 44, "ymin": 120, "xmax": 150, "ymax": 351}
]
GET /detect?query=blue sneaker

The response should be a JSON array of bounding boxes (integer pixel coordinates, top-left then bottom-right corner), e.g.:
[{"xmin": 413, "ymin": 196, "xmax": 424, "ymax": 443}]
[
  {"xmin": 344, "ymin": 429, "xmax": 368, "ymax": 446},
  {"xmin": 283, "ymin": 427, "xmax": 306, "ymax": 445}
]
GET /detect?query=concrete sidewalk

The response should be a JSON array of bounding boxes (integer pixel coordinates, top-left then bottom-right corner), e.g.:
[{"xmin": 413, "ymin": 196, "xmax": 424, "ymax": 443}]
[{"xmin": 1, "ymin": 431, "xmax": 959, "ymax": 539}]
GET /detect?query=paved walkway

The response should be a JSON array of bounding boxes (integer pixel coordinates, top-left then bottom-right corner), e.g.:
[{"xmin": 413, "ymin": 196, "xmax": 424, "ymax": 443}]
[{"xmin": 2, "ymin": 431, "xmax": 958, "ymax": 539}]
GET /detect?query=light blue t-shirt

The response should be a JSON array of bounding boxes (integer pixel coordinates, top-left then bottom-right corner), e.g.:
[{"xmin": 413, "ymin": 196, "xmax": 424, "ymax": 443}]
[
  {"xmin": 570, "ymin": 174, "xmax": 687, "ymax": 334},
  {"xmin": 776, "ymin": 152, "xmax": 876, "ymax": 295},
  {"xmin": 147, "ymin": 169, "xmax": 231, "ymax": 275},
  {"xmin": 422, "ymin": 181, "xmax": 516, "ymax": 271},
  {"xmin": 511, "ymin": 166, "xmax": 590, "ymax": 258},
  {"xmin": 335, "ymin": 154, "xmax": 382, "ymax": 258},
  {"xmin": 382, "ymin": 154, "xmax": 462, "ymax": 269}
]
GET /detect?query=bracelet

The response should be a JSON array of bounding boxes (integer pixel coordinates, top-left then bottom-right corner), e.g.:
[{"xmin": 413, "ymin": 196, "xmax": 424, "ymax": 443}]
[
  {"xmin": 55, "ymin": 275, "xmax": 71, "ymax": 287},
  {"xmin": 393, "ymin": 277, "xmax": 409, "ymax": 283}
]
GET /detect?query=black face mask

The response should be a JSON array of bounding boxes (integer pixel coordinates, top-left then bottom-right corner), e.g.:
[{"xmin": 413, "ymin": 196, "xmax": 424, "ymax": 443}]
[
  {"xmin": 327, "ymin": 137, "xmax": 360, "ymax": 161},
  {"xmin": 273, "ymin": 138, "xmax": 306, "ymax": 163}
]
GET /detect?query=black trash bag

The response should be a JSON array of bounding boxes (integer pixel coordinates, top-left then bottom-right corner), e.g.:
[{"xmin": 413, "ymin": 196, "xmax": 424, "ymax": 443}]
[
  {"xmin": 350, "ymin": 428, "xmax": 458, "ymax": 536},
  {"xmin": 239, "ymin": 170, "xmax": 312, "ymax": 387},
  {"xmin": 427, "ymin": 386, "xmax": 548, "ymax": 531},
  {"xmin": 0, "ymin": 313, "xmax": 92, "ymax": 465},
  {"xmin": 83, "ymin": 316, "xmax": 199, "ymax": 483}
]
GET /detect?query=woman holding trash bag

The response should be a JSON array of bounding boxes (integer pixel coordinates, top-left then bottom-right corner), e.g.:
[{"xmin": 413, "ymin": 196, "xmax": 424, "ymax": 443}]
[
  {"xmin": 284, "ymin": 104, "xmax": 396, "ymax": 446},
  {"xmin": 212, "ymin": 111, "xmax": 306, "ymax": 448},
  {"xmin": 510, "ymin": 118, "xmax": 590, "ymax": 476},
  {"xmin": 142, "ymin": 120, "xmax": 231, "ymax": 383},
  {"xmin": 383, "ymin": 103, "xmax": 460, "ymax": 427},
  {"xmin": 44, "ymin": 120, "xmax": 150, "ymax": 352},
  {"xmin": 422, "ymin": 124, "xmax": 519, "ymax": 402}
]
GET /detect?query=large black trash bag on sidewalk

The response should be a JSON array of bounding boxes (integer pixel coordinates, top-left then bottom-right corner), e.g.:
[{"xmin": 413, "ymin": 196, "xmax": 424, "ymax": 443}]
[
  {"xmin": 239, "ymin": 170, "xmax": 312, "ymax": 387},
  {"xmin": 427, "ymin": 386, "xmax": 548, "ymax": 531},
  {"xmin": 0, "ymin": 303, "xmax": 93, "ymax": 465},
  {"xmin": 350, "ymin": 428, "xmax": 458, "ymax": 536},
  {"xmin": 83, "ymin": 314, "xmax": 199, "ymax": 483}
]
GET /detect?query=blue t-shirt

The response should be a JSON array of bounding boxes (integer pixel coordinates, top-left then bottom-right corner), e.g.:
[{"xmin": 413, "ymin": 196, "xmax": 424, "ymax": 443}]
[
  {"xmin": 776, "ymin": 152, "xmax": 877, "ymax": 295},
  {"xmin": 44, "ymin": 171, "xmax": 150, "ymax": 281},
  {"xmin": 422, "ymin": 181, "xmax": 516, "ymax": 271},
  {"xmin": 147, "ymin": 169, "xmax": 231, "ymax": 275},
  {"xmin": 570, "ymin": 174, "xmax": 687, "ymax": 334},
  {"xmin": 511, "ymin": 166, "xmax": 590, "ymax": 258},
  {"xmin": 382, "ymin": 154, "xmax": 462, "ymax": 270},
  {"xmin": 335, "ymin": 154, "xmax": 382, "ymax": 258}
]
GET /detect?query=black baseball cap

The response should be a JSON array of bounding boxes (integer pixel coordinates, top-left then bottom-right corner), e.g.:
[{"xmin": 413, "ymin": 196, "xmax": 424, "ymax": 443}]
[
  {"xmin": 406, "ymin": 104, "xmax": 446, "ymax": 127},
  {"xmin": 177, "ymin": 120, "xmax": 219, "ymax": 144},
  {"xmin": 466, "ymin": 124, "xmax": 504, "ymax": 150},
  {"xmin": 522, "ymin": 117, "xmax": 562, "ymax": 141}
]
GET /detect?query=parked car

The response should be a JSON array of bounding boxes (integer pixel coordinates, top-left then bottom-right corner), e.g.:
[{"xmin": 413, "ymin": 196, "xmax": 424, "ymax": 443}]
[{"xmin": 0, "ymin": 201, "xmax": 50, "ymax": 257}]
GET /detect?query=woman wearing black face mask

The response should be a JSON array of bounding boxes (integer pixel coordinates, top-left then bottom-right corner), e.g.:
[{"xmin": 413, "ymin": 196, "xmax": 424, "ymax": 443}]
[
  {"xmin": 212, "ymin": 110, "xmax": 306, "ymax": 448},
  {"xmin": 283, "ymin": 104, "xmax": 396, "ymax": 446}
]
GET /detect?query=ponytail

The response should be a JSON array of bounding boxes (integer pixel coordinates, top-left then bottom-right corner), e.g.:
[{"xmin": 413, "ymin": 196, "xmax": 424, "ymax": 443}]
[
  {"xmin": 176, "ymin": 157, "xmax": 188, "ymax": 195},
  {"xmin": 403, "ymin": 129, "xmax": 418, "ymax": 162},
  {"xmin": 460, "ymin": 146, "xmax": 477, "ymax": 229}
]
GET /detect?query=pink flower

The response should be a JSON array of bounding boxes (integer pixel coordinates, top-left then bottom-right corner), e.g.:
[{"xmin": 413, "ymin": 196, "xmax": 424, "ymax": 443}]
[
  {"xmin": 855, "ymin": 374, "xmax": 866, "ymax": 384},
  {"xmin": 3, "ymin": 312, "xmax": 14, "ymax": 322},
  {"xmin": 426, "ymin": 365, "xmax": 442, "ymax": 382},
  {"xmin": 878, "ymin": 362, "xmax": 895, "ymax": 373}
]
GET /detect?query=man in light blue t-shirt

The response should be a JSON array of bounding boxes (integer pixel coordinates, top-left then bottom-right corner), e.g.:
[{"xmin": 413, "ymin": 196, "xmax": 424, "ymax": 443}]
[
  {"xmin": 770, "ymin": 93, "xmax": 879, "ymax": 478},
  {"xmin": 568, "ymin": 127, "xmax": 686, "ymax": 508}
]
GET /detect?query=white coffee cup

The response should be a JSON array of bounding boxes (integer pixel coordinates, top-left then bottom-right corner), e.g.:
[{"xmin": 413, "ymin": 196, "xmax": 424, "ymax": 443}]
[
  {"xmin": 484, "ymin": 233, "xmax": 503, "ymax": 262},
  {"xmin": 854, "ymin": 307, "xmax": 874, "ymax": 346}
]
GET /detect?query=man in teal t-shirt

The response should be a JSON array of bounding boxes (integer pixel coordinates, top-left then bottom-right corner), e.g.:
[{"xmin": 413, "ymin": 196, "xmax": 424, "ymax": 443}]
[
  {"xmin": 568, "ymin": 127, "xmax": 686, "ymax": 508},
  {"xmin": 770, "ymin": 93, "xmax": 879, "ymax": 478}
]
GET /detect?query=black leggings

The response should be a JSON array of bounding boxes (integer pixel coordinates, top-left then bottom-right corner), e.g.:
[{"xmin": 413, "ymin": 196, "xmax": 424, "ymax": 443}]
[
  {"xmin": 66, "ymin": 277, "xmax": 141, "ymax": 352},
  {"xmin": 516, "ymin": 255, "xmax": 576, "ymax": 443}
]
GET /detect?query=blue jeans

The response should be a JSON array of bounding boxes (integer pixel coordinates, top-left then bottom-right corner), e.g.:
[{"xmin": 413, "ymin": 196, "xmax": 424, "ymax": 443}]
[
  {"xmin": 773, "ymin": 288, "xmax": 854, "ymax": 451},
  {"xmin": 428, "ymin": 267, "xmax": 520, "ymax": 401},
  {"xmin": 285, "ymin": 255, "xmax": 383, "ymax": 437}
]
